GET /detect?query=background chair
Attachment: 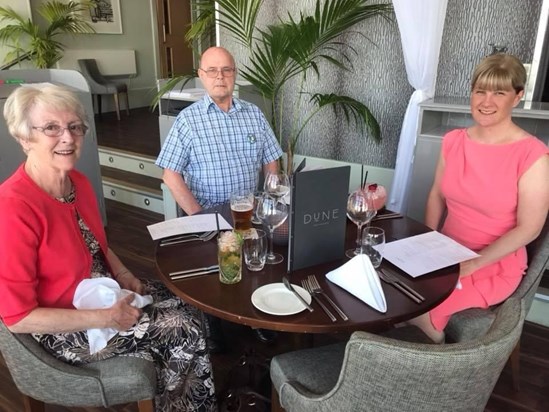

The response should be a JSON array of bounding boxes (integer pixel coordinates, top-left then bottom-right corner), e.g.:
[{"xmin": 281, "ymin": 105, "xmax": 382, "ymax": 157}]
[
  {"xmin": 270, "ymin": 297, "xmax": 525, "ymax": 412},
  {"xmin": 445, "ymin": 220, "xmax": 549, "ymax": 390},
  {"xmin": 78, "ymin": 59, "xmax": 130, "ymax": 121},
  {"xmin": 0, "ymin": 321, "xmax": 156, "ymax": 412}
]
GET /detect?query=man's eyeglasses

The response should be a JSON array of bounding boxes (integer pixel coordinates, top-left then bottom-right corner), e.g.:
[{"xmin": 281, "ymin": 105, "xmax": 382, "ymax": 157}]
[
  {"xmin": 200, "ymin": 67, "xmax": 236, "ymax": 78},
  {"xmin": 32, "ymin": 124, "xmax": 89, "ymax": 137}
]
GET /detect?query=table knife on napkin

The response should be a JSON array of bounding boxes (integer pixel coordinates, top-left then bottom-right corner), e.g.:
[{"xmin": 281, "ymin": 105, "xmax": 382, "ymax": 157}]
[{"xmin": 282, "ymin": 276, "xmax": 313, "ymax": 312}]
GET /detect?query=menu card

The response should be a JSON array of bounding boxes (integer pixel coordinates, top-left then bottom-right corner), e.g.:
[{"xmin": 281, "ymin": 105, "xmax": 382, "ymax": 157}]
[
  {"xmin": 382, "ymin": 231, "xmax": 479, "ymax": 277},
  {"xmin": 287, "ymin": 164, "xmax": 350, "ymax": 272},
  {"xmin": 147, "ymin": 214, "xmax": 232, "ymax": 240}
]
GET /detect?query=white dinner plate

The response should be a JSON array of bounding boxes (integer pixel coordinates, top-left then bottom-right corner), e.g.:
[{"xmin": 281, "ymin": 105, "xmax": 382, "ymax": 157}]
[{"xmin": 251, "ymin": 282, "xmax": 312, "ymax": 316}]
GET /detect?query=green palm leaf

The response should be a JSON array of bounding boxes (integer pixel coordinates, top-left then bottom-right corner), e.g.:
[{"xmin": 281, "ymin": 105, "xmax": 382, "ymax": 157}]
[
  {"xmin": 215, "ymin": 0, "xmax": 264, "ymax": 48},
  {"xmin": 186, "ymin": 0, "xmax": 216, "ymax": 44},
  {"xmin": 308, "ymin": 93, "xmax": 381, "ymax": 144},
  {"xmin": 170, "ymin": 0, "xmax": 393, "ymax": 172},
  {"xmin": 0, "ymin": 1, "xmax": 94, "ymax": 68},
  {"xmin": 42, "ymin": 1, "xmax": 94, "ymax": 37}
]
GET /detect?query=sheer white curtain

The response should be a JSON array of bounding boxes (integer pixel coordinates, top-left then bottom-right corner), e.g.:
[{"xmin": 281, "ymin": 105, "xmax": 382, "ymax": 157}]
[{"xmin": 388, "ymin": 0, "xmax": 448, "ymax": 214}]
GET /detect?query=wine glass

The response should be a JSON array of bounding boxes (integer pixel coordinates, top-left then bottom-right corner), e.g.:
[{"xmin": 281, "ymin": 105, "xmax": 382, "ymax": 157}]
[
  {"xmin": 345, "ymin": 189, "xmax": 377, "ymax": 258},
  {"xmin": 257, "ymin": 194, "xmax": 289, "ymax": 264},
  {"xmin": 263, "ymin": 172, "xmax": 290, "ymax": 201}
]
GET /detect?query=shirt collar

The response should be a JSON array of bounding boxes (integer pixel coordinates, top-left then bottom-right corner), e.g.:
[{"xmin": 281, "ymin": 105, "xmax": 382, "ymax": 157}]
[{"xmin": 202, "ymin": 94, "xmax": 242, "ymax": 114}]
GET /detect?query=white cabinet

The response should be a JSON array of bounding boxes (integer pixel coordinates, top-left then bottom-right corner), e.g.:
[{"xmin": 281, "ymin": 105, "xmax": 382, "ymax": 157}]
[
  {"xmin": 408, "ymin": 97, "xmax": 549, "ymax": 223},
  {"xmin": 157, "ymin": 78, "xmax": 265, "ymax": 147}
]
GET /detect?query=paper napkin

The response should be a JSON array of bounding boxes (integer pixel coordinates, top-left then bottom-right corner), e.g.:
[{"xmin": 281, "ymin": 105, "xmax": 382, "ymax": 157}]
[
  {"xmin": 73, "ymin": 278, "xmax": 153, "ymax": 354},
  {"xmin": 326, "ymin": 254, "xmax": 387, "ymax": 313}
]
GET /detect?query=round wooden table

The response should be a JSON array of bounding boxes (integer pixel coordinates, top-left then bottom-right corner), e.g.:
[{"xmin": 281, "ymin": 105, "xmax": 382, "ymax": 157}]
[{"xmin": 155, "ymin": 209, "xmax": 459, "ymax": 334}]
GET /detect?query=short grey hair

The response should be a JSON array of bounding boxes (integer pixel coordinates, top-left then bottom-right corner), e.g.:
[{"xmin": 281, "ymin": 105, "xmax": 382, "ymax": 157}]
[{"xmin": 3, "ymin": 84, "xmax": 88, "ymax": 144}]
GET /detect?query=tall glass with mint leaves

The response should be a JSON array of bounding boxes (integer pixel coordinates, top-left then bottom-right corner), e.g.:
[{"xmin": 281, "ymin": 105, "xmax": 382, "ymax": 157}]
[{"xmin": 217, "ymin": 231, "xmax": 242, "ymax": 284}]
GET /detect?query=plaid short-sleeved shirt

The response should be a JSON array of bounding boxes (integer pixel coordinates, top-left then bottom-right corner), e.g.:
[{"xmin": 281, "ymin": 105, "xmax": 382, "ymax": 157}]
[{"xmin": 156, "ymin": 95, "xmax": 282, "ymax": 209}]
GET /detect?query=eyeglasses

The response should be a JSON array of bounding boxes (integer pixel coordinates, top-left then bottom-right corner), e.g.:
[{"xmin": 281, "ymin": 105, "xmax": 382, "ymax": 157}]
[
  {"xmin": 32, "ymin": 124, "xmax": 88, "ymax": 137},
  {"xmin": 199, "ymin": 67, "xmax": 236, "ymax": 78}
]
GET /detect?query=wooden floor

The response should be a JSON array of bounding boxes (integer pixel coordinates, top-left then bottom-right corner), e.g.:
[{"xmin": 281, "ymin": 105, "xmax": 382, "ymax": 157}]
[{"xmin": 1, "ymin": 108, "xmax": 548, "ymax": 411}]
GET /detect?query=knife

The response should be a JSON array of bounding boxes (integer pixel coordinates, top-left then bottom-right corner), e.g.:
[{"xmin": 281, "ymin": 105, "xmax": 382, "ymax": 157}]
[
  {"xmin": 169, "ymin": 265, "xmax": 219, "ymax": 279},
  {"xmin": 282, "ymin": 276, "xmax": 313, "ymax": 312},
  {"xmin": 380, "ymin": 268, "xmax": 425, "ymax": 302},
  {"xmin": 373, "ymin": 212, "xmax": 403, "ymax": 221}
]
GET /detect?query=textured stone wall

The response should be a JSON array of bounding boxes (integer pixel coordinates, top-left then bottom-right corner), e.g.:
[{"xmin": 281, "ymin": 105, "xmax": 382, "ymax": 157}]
[
  {"xmin": 220, "ymin": 0, "xmax": 542, "ymax": 168},
  {"xmin": 436, "ymin": 0, "xmax": 541, "ymax": 98}
]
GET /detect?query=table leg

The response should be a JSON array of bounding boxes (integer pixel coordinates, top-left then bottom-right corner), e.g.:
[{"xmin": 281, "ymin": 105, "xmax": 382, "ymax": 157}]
[{"xmin": 271, "ymin": 384, "xmax": 284, "ymax": 412}]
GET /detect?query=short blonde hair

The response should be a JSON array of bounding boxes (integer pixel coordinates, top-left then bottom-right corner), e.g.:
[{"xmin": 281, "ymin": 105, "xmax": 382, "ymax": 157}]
[
  {"xmin": 471, "ymin": 53, "xmax": 527, "ymax": 93},
  {"xmin": 3, "ymin": 84, "xmax": 88, "ymax": 143}
]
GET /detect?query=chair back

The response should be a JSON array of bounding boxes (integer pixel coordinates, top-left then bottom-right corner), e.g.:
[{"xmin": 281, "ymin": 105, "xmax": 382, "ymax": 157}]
[
  {"xmin": 278, "ymin": 298, "xmax": 525, "ymax": 412},
  {"xmin": 77, "ymin": 59, "xmax": 116, "ymax": 94},
  {"xmin": 0, "ymin": 321, "xmax": 156, "ymax": 408},
  {"xmin": 510, "ymin": 219, "xmax": 549, "ymax": 312}
]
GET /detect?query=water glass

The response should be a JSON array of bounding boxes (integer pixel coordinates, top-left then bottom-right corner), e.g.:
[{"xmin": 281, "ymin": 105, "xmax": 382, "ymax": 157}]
[
  {"xmin": 362, "ymin": 226, "xmax": 385, "ymax": 268},
  {"xmin": 251, "ymin": 190, "xmax": 264, "ymax": 224},
  {"xmin": 243, "ymin": 229, "xmax": 267, "ymax": 271},
  {"xmin": 218, "ymin": 231, "xmax": 242, "ymax": 284}
]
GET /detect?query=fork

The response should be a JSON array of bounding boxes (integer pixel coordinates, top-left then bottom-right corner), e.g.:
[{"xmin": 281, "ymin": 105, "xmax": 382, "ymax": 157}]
[
  {"xmin": 302, "ymin": 279, "xmax": 336, "ymax": 322},
  {"xmin": 160, "ymin": 230, "xmax": 217, "ymax": 246},
  {"xmin": 308, "ymin": 275, "xmax": 348, "ymax": 321}
]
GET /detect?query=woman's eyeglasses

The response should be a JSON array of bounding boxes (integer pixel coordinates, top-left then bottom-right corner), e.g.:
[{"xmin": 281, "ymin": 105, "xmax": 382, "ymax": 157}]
[
  {"xmin": 199, "ymin": 67, "xmax": 236, "ymax": 78},
  {"xmin": 32, "ymin": 124, "xmax": 89, "ymax": 137}
]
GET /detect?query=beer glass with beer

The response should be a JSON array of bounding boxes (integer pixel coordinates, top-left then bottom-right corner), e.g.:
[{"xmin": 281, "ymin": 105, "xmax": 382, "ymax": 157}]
[{"xmin": 230, "ymin": 190, "xmax": 254, "ymax": 231}]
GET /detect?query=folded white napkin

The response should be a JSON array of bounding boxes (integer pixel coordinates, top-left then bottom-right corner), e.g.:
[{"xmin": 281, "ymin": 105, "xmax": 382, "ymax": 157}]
[
  {"xmin": 326, "ymin": 254, "xmax": 387, "ymax": 313},
  {"xmin": 73, "ymin": 278, "xmax": 153, "ymax": 354}
]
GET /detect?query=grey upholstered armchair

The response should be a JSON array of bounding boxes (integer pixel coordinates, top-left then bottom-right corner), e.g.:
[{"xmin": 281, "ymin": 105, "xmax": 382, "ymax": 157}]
[
  {"xmin": 270, "ymin": 297, "xmax": 525, "ymax": 412},
  {"xmin": 445, "ymin": 220, "xmax": 549, "ymax": 390},
  {"xmin": 78, "ymin": 58, "xmax": 130, "ymax": 121},
  {"xmin": 0, "ymin": 321, "xmax": 156, "ymax": 411}
]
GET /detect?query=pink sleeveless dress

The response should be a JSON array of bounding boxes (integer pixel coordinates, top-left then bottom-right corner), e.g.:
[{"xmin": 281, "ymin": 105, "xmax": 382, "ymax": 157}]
[{"xmin": 429, "ymin": 128, "xmax": 549, "ymax": 331}]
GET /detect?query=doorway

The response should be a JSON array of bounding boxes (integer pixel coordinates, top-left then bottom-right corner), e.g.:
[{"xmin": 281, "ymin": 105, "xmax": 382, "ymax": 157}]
[{"xmin": 155, "ymin": 0, "xmax": 194, "ymax": 78}]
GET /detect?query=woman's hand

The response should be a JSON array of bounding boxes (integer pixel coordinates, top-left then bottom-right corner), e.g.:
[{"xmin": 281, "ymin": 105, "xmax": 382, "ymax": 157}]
[
  {"xmin": 116, "ymin": 270, "xmax": 144, "ymax": 295},
  {"xmin": 107, "ymin": 248, "xmax": 145, "ymax": 295},
  {"xmin": 459, "ymin": 258, "xmax": 479, "ymax": 278},
  {"xmin": 108, "ymin": 294, "xmax": 142, "ymax": 331}
]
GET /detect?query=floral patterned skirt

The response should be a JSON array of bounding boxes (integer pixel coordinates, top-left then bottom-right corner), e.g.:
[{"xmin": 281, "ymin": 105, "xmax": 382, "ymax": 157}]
[{"xmin": 33, "ymin": 279, "xmax": 216, "ymax": 412}]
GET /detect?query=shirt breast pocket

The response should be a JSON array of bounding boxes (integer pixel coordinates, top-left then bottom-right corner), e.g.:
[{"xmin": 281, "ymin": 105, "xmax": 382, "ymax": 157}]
[{"xmin": 229, "ymin": 130, "xmax": 261, "ymax": 163}]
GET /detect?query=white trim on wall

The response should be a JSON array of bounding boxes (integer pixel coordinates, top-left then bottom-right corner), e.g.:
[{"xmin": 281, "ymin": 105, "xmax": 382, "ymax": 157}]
[
  {"xmin": 149, "ymin": 0, "xmax": 161, "ymax": 81},
  {"xmin": 526, "ymin": 0, "xmax": 549, "ymax": 101}
]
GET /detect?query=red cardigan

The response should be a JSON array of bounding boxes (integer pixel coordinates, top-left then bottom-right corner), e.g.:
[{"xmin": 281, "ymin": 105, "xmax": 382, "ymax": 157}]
[{"xmin": 0, "ymin": 164, "xmax": 108, "ymax": 326}]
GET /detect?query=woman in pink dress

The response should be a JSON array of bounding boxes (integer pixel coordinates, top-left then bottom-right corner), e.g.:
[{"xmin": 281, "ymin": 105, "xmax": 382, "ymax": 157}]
[{"xmin": 409, "ymin": 53, "xmax": 549, "ymax": 343}]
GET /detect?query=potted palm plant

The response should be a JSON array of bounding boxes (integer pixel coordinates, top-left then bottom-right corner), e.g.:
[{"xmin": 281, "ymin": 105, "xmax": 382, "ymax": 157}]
[
  {"xmin": 157, "ymin": 0, "xmax": 393, "ymax": 173},
  {"xmin": 0, "ymin": 1, "xmax": 94, "ymax": 69}
]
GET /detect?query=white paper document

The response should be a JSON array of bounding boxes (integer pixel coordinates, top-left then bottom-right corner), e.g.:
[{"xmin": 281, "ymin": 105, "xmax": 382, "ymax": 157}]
[
  {"xmin": 147, "ymin": 214, "xmax": 232, "ymax": 240},
  {"xmin": 382, "ymin": 231, "xmax": 479, "ymax": 278}
]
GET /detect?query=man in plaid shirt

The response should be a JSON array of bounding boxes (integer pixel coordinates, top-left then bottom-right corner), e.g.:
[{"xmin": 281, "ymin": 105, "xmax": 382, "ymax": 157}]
[{"xmin": 156, "ymin": 46, "xmax": 282, "ymax": 215}]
